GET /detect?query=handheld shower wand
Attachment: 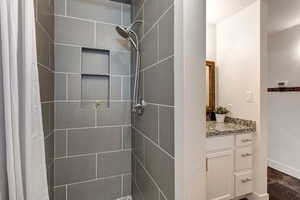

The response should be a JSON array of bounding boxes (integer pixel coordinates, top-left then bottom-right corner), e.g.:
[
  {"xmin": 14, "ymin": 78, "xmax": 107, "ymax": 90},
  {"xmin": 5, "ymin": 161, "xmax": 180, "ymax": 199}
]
[{"xmin": 115, "ymin": 20, "xmax": 145, "ymax": 115}]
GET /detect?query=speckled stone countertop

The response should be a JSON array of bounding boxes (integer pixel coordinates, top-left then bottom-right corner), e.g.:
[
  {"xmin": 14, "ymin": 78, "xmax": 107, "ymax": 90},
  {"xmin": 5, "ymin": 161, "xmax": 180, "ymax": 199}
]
[{"xmin": 207, "ymin": 117, "xmax": 256, "ymax": 137}]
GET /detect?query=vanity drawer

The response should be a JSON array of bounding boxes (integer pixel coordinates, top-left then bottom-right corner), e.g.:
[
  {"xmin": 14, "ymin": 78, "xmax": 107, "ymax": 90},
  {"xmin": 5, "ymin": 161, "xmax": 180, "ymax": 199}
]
[
  {"xmin": 235, "ymin": 171, "xmax": 253, "ymax": 197},
  {"xmin": 206, "ymin": 136, "xmax": 234, "ymax": 152},
  {"xmin": 235, "ymin": 147, "xmax": 253, "ymax": 171},
  {"xmin": 236, "ymin": 134, "xmax": 252, "ymax": 147}
]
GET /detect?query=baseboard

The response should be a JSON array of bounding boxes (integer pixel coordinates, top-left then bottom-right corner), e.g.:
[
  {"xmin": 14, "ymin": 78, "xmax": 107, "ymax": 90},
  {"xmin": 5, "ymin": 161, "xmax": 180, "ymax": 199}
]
[
  {"xmin": 247, "ymin": 192, "xmax": 269, "ymax": 200},
  {"xmin": 268, "ymin": 159, "xmax": 300, "ymax": 180}
]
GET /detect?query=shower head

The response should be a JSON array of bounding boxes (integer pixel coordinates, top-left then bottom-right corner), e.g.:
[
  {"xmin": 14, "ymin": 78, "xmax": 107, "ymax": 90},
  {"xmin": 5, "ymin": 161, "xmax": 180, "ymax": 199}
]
[
  {"xmin": 115, "ymin": 25, "xmax": 138, "ymax": 50},
  {"xmin": 115, "ymin": 20, "xmax": 143, "ymax": 38},
  {"xmin": 115, "ymin": 26, "xmax": 130, "ymax": 39}
]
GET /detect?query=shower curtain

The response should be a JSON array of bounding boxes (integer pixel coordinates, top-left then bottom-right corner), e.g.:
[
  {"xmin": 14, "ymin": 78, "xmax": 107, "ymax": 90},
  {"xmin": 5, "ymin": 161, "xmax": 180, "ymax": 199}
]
[{"xmin": 0, "ymin": 0, "xmax": 50, "ymax": 200}]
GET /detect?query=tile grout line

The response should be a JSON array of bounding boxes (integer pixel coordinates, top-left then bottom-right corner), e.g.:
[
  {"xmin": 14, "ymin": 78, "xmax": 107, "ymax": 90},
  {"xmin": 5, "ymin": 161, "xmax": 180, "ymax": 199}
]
[
  {"xmin": 48, "ymin": 103, "xmax": 51, "ymax": 140},
  {"xmin": 121, "ymin": 76, "xmax": 124, "ymax": 101},
  {"xmin": 134, "ymin": 154, "xmax": 169, "ymax": 200},
  {"xmin": 53, "ymin": 100, "xmax": 132, "ymax": 103},
  {"xmin": 142, "ymin": 6, "xmax": 145, "ymax": 38},
  {"xmin": 146, "ymin": 102, "xmax": 175, "ymax": 108},
  {"xmin": 94, "ymin": 21, "xmax": 97, "ymax": 48},
  {"xmin": 121, "ymin": 174, "xmax": 124, "ymax": 197},
  {"xmin": 66, "ymin": 184, "xmax": 68, "ymax": 200},
  {"xmin": 121, "ymin": 126, "xmax": 124, "ymax": 150},
  {"xmin": 142, "ymin": 71, "xmax": 144, "ymax": 99},
  {"xmin": 41, "ymin": 100, "xmax": 55, "ymax": 104},
  {"xmin": 35, "ymin": 0, "xmax": 38, "ymax": 22},
  {"xmin": 64, "ymin": 0, "xmax": 67, "ymax": 16},
  {"xmin": 157, "ymin": 105, "xmax": 160, "ymax": 145},
  {"xmin": 54, "ymin": 173, "xmax": 132, "ymax": 188},
  {"xmin": 134, "ymin": 178, "xmax": 143, "ymax": 200},
  {"xmin": 94, "ymin": 108, "xmax": 97, "ymax": 127},
  {"xmin": 36, "ymin": 20, "xmax": 54, "ymax": 42},
  {"xmin": 44, "ymin": 130, "xmax": 54, "ymax": 140},
  {"xmin": 54, "ymin": 124, "xmax": 132, "ymax": 132},
  {"xmin": 55, "ymin": 149, "xmax": 132, "ymax": 160},
  {"xmin": 133, "ymin": 0, "xmax": 146, "ymax": 22},
  {"xmin": 108, "ymin": 51, "xmax": 112, "ymax": 109},
  {"xmin": 121, "ymin": 3, "xmax": 124, "ymax": 26},
  {"xmin": 157, "ymin": 22, "xmax": 160, "ymax": 62},
  {"xmin": 141, "ymin": 54, "xmax": 174, "ymax": 73},
  {"xmin": 66, "ymin": 74, "xmax": 68, "ymax": 100},
  {"xmin": 38, "ymin": 62, "xmax": 55, "ymax": 73},
  {"xmin": 54, "ymin": 14, "xmax": 122, "ymax": 27},
  {"xmin": 66, "ymin": 129, "xmax": 68, "ymax": 156},
  {"xmin": 48, "ymin": 36, "xmax": 52, "ymax": 70},
  {"xmin": 54, "ymin": 42, "xmax": 131, "ymax": 54},
  {"xmin": 95, "ymin": 153, "xmax": 98, "ymax": 178},
  {"xmin": 55, "ymin": 71, "xmax": 131, "ymax": 78},
  {"xmin": 140, "ymin": 4, "xmax": 174, "ymax": 42},
  {"xmin": 133, "ymin": 127, "xmax": 174, "ymax": 159}
]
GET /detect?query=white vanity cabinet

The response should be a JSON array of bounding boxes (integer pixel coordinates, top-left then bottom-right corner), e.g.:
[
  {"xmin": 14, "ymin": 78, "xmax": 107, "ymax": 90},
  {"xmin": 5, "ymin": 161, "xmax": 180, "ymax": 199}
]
[
  {"xmin": 206, "ymin": 133, "xmax": 253, "ymax": 200},
  {"xmin": 207, "ymin": 150, "xmax": 234, "ymax": 200}
]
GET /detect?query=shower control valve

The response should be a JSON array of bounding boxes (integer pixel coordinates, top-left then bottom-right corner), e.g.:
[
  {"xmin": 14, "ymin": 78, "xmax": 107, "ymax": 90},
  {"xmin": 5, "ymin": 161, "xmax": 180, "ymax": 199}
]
[{"xmin": 133, "ymin": 100, "xmax": 146, "ymax": 115}]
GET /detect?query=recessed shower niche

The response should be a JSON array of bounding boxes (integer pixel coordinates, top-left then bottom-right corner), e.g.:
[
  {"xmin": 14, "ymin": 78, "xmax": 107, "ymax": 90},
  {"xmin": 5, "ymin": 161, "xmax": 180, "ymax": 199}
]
[{"xmin": 81, "ymin": 48, "xmax": 110, "ymax": 107}]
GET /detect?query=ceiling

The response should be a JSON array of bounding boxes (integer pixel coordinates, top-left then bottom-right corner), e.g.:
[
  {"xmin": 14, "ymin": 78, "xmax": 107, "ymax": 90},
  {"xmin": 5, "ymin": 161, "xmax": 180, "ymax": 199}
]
[
  {"xmin": 206, "ymin": 0, "xmax": 257, "ymax": 24},
  {"xmin": 268, "ymin": 0, "xmax": 300, "ymax": 34}
]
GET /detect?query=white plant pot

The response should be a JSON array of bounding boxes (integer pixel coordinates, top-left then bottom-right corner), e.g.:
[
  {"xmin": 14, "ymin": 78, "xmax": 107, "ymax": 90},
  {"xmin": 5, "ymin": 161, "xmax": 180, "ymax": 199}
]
[{"xmin": 216, "ymin": 114, "xmax": 226, "ymax": 123}]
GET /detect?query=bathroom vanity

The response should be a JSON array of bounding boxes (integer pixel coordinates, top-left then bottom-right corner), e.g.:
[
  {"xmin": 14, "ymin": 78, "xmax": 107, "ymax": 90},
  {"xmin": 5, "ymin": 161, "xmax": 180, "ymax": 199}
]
[{"xmin": 206, "ymin": 119, "xmax": 256, "ymax": 200}]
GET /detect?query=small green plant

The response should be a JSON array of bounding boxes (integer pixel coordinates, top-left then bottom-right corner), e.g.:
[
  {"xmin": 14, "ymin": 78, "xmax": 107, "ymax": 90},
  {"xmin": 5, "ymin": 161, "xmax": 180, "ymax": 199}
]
[{"xmin": 215, "ymin": 106, "xmax": 229, "ymax": 114}]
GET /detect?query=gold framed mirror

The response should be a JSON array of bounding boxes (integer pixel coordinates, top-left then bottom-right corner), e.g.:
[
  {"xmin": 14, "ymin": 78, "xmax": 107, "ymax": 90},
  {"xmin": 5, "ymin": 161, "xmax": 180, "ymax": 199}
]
[{"xmin": 206, "ymin": 61, "xmax": 215, "ymax": 112}]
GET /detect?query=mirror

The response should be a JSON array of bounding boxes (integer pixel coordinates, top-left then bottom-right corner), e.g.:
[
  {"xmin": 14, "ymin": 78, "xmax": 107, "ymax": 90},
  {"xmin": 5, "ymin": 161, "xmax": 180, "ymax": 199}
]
[{"xmin": 206, "ymin": 61, "xmax": 215, "ymax": 112}]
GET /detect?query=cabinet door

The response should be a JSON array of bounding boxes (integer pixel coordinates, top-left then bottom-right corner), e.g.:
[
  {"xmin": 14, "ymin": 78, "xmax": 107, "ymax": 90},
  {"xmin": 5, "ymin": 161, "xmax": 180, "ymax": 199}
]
[{"xmin": 207, "ymin": 150, "xmax": 234, "ymax": 200}]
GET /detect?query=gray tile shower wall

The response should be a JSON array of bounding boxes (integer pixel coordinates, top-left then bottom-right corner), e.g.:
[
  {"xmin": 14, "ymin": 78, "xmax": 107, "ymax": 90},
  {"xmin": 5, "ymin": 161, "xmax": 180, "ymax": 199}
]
[
  {"xmin": 131, "ymin": 0, "xmax": 175, "ymax": 200},
  {"xmin": 54, "ymin": 1, "xmax": 132, "ymax": 200},
  {"xmin": 35, "ymin": 0, "xmax": 55, "ymax": 199}
]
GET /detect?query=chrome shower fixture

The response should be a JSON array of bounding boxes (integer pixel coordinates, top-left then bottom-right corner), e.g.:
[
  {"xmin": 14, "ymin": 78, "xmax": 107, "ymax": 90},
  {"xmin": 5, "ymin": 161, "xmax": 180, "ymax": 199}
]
[
  {"xmin": 115, "ymin": 20, "xmax": 143, "ymax": 38},
  {"xmin": 115, "ymin": 20, "xmax": 145, "ymax": 115},
  {"xmin": 115, "ymin": 20, "xmax": 142, "ymax": 50}
]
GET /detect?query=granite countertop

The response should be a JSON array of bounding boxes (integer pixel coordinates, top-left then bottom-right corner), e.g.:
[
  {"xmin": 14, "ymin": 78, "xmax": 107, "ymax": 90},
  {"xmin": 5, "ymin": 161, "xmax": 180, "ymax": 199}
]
[{"xmin": 207, "ymin": 118, "xmax": 256, "ymax": 137}]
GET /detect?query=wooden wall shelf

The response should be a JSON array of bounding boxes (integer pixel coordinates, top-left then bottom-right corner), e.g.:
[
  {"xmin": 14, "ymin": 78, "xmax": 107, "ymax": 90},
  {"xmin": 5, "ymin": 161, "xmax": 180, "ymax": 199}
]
[{"xmin": 268, "ymin": 87, "xmax": 300, "ymax": 92}]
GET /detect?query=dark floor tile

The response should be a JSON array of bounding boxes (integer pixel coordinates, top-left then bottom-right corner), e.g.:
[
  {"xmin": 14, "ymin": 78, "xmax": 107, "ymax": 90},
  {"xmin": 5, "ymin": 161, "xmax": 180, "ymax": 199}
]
[
  {"xmin": 268, "ymin": 167, "xmax": 300, "ymax": 200},
  {"xmin": 269, "ymin": 196, "xmax": 281, "ymax": 200},
  {"xmin": 269, "ymin": 183, "xmax": 300, "ymax": 200}
]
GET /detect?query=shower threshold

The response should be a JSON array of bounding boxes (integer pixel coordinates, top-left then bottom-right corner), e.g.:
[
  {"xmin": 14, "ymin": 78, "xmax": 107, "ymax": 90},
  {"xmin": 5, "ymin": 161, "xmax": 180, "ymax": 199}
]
[{"xmin": 116, "ymin": 196, "xmax": 132, "ymax": 200}]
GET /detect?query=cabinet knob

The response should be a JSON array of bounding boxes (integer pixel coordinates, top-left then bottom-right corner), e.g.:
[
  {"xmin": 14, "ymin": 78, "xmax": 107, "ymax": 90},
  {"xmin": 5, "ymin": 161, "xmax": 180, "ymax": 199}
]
[
  {"xmin": 241, "ymin": 139, "xmax": 252, "ymax": 143},
  {"xmin": 241, "ymin": 153, "xmax": 252, "ymax": 157},
  {"xmin": 241, "ymin": 178, "xmax": 252, "ymax": 183}
]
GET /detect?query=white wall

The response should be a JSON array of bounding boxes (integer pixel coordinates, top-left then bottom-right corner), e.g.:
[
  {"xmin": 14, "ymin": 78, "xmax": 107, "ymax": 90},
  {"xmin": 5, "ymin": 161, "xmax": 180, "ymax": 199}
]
[
  {"xmin": 174, "ymin": 0, "xmax": 206, "ymax": 199},
  {"xmin": 268, "ymin": 24, "xmax": 300, "ymax": 179},
  {"xmin": 206, "ymin": 23, "xmax": 216, "ymax": 61},
  {"xmin": 216, "ymin": 2, "xmax": 260, "ymax": 121},
  {"xmin": 268, "ymin": 25, "xmax": 300, "ymax": 87},
  {"xmin": 268, "ymin": 0, "xmax": 300, "ymax": 34},
  {"xmin": 216, "ymin": 2, "xmax": 269, "ymax": 198}
]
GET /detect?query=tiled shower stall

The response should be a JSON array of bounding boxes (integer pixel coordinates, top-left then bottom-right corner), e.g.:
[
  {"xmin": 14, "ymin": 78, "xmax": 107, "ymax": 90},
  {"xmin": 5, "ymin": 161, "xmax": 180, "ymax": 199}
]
[
  {"xmin": 36, "ymin": 0, "xmax": 175, "ymax": 199},
  {"xmin": 53, "ymin": 0, "xmax": 132, "ymax": 199},
  {"xmin": 131, "ymin": 0, "xmax": 175, "ymax": 200}
]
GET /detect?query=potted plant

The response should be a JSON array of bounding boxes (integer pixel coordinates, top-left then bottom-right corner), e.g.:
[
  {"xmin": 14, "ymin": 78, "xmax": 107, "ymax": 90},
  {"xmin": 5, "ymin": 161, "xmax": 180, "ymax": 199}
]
[{"xmin": 215, "ymin": 106, "xmax": 229, "ymax": 123}]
